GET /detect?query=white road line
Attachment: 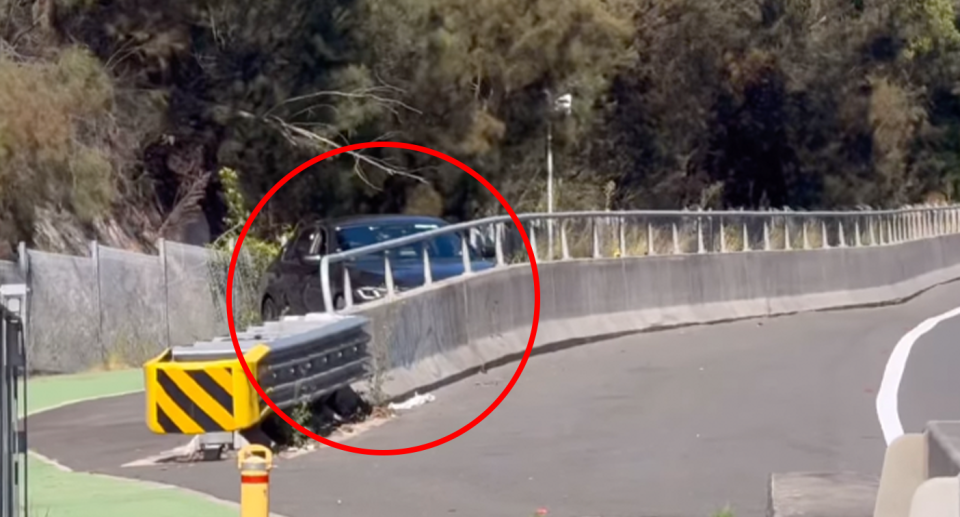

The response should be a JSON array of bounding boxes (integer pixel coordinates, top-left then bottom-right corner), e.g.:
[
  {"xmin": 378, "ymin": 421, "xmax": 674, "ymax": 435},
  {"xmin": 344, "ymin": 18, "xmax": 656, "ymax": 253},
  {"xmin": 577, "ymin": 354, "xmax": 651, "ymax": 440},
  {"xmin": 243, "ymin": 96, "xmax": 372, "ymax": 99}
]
[{"xmin": 876, "ymin": 305, "xmax": 960, "ymax": 445}]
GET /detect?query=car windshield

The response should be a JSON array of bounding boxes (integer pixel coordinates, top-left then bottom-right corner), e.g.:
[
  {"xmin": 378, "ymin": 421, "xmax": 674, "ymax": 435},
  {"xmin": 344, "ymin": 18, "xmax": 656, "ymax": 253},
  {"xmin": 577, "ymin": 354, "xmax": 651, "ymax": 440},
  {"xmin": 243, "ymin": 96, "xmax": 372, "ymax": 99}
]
[{"xmin": 336, "ymin": 221, "xmax": 466, "ymax": 260}]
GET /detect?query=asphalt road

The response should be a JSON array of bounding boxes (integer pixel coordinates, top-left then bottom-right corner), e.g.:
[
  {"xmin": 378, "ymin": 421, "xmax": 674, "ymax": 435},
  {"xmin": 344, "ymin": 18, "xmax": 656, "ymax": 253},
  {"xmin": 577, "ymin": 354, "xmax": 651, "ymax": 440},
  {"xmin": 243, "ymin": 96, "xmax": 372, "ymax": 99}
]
[{"xmin": 29, "ymin": 281, "xmax": 960, "ymax": 517}]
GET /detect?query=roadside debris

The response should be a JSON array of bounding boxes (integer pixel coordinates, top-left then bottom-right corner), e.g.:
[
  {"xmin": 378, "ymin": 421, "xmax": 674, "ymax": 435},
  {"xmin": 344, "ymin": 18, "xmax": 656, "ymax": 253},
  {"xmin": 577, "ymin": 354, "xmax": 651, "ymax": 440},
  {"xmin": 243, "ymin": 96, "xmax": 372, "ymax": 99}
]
[{"xmin": 388, "ymin": 392, "xmax": 436, "ymax": 411}]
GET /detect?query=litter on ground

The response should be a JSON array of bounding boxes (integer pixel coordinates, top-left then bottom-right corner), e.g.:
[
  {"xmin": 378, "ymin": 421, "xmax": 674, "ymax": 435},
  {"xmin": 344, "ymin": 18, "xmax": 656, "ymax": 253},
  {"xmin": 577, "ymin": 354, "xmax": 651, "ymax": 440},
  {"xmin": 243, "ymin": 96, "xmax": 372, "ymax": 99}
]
[{"xmin": 388, "ymin": 392, "xmax": 436, "ymax": 411}]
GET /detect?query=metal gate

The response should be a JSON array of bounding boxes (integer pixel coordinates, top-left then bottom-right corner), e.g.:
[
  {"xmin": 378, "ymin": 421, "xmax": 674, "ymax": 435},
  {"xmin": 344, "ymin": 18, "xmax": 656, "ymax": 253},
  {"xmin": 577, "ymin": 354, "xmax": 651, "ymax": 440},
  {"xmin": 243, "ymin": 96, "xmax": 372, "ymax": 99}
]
[{"xmin": 1, "ymin": 295, "xmax": 26, "ymax": 517}]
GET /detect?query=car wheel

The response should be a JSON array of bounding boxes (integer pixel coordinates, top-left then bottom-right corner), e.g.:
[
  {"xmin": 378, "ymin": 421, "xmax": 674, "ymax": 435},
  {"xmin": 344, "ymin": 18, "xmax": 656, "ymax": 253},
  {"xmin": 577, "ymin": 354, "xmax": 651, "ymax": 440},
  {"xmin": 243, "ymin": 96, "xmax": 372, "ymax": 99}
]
[{"xmin": 261, "ymin": 296, "xmax": 280, "ymax": 322}]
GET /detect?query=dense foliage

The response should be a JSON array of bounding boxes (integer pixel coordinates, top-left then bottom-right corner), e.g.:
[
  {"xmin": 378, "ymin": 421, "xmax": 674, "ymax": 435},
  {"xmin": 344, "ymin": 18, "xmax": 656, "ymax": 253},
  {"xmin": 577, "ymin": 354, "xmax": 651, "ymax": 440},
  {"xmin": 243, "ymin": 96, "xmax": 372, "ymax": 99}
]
[{"xmin": 3, "ymin": 0, "xmax": 960, "ymax": 250}]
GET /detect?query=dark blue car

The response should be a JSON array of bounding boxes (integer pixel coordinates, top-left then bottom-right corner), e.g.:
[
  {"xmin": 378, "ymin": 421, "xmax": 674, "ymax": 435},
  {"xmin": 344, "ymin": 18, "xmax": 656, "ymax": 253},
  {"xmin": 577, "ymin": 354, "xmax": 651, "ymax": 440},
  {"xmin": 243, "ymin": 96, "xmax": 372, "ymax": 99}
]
[{"xmin": 259, "ymin": 215, "xmax": 496, "ymax": 319}]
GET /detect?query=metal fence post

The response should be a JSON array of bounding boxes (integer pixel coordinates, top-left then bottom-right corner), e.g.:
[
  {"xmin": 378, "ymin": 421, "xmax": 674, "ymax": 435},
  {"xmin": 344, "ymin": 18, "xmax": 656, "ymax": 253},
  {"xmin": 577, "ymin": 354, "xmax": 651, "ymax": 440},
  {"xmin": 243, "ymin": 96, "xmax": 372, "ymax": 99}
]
[
  {"xmin": 158, "ymin": 239, "xmax": 171, "ymax": 350},
  {"xmin": 90, "ymin": 240, "xmax": 105, "ymax": 365},
  {"xmin": 1, "ymin": 302, "xmax": 26, "ymax": 517}
]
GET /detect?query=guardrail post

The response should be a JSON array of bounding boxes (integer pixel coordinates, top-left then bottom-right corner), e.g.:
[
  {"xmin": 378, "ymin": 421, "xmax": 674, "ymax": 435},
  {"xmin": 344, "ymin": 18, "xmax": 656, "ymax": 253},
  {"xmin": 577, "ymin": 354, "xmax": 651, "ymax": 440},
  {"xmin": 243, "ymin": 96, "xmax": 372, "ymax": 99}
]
[
  {"xmin": 742, "ymin": 222, "xmax": 749, "ymax": 252},
  {"xmin": 495, "ymin": 223, "xmax": 505, "ymax": 267},
  {"xmin": 672, "ymin": 221, "xmax": 680, "ymax": 255},
  {"xmin": 838, "ymin": 220, "xmax": 847, "ymax": 247},
  {"xmin": 763, "ymin": 220, "xmax": 771, "ymax": 251},
  {"xmin": 461, "ymin": 231, "xmax": 473, "ymax": 274},
  {"xmin": 343, "ymin": 268, "xmax": 354, "ymax": 308},
  {"xmin": 619, "ymin": 217, "xmax": 627, "ymax": 258},
  {"xmin": 593, "ymin": 218, "xmax": 601, "ymax": 259},
  {"xmin": 854, "ymin": 219, "xmax": 862, "ymax": 247},
  {"xmin": 783, "ymin": 216, "xmax": 792, "ymax": 250},
  {"xmin": 719, "ymin": 218, "xmax": 727, "ymax": 253},
  {"xmin": 422, "ymin": 242, "xmax": 433, "ymax": 285},
  {"xmin": 822, "ymin": 220, "xmax": 830, "ymax": 249},
  {"xmin": 384, "ymin": 254, "xmax": 395, "ymax": 297},
  {"xmin": 547, "ymin": 218, "xmax": 555, "ymax": 261},
  {"xmin": 802, "ymin": 220, "xmax": 810, "ymax": 250},
  {"xmin": 238, "ymin": 445, "xmax": 273, "ymax": 517},
  {"xmin": 869, "ymin": 217, "xmax": 878, "ymax": 246},
  {"xmin": 696, "ymin": 211, "xmax": 705, "ymax": 254},
  {"xmin": 560, "ymin": 220, "xmax": 570, "ymax": 260},
  {"xmin": 529, "ymin": 222, "xmax": 538, "ymax": 263},
  {"xmin": 321, "ymin": 257, "xmax": 333, "ymax": 313},
  {"xmin": 647, "ymin": 221, "xmax": 656, "ymax": 256}
]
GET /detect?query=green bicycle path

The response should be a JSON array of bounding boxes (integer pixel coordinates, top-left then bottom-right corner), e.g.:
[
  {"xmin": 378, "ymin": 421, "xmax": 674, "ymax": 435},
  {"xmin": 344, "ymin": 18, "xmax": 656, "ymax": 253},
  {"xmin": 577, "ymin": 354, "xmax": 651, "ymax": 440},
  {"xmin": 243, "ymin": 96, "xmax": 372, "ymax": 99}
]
[{"xmin": 24, "ymin": 369, "xmax": 237, "ymax": 517}]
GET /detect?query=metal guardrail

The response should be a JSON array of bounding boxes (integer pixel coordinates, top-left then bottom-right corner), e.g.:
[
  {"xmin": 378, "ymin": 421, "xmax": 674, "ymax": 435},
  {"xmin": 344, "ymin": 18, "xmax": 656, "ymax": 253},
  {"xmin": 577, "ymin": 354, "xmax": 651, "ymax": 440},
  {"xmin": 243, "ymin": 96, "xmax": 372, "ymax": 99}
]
[
  {"xmin": 320, "ymin": 205, "xmax": 960, "ymax": 312},
  {"xmin": 143, "ymin": 312, "xmax": 370, "ymax": 439},
  {"xmin": 1, "ymin": 298, "xmax": 26, "ymax": 517}
]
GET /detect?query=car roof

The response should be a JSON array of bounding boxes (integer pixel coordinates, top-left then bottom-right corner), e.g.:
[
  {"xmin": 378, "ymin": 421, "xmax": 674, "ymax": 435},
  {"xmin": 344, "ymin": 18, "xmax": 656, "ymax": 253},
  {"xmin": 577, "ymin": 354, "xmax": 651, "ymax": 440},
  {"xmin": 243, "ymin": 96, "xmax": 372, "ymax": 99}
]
[{"xmin": 312, "ymin": 214, "xmax": 449, "ymax": 230}]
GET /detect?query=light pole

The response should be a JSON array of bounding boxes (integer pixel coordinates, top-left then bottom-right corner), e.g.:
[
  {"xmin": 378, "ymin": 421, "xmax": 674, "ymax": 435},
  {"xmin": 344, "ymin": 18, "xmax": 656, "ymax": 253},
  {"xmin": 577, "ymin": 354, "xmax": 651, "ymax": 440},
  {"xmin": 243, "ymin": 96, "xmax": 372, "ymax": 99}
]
[{"xmin": 546, "ymin": 91, "xmax": 572, "ymax": 259}]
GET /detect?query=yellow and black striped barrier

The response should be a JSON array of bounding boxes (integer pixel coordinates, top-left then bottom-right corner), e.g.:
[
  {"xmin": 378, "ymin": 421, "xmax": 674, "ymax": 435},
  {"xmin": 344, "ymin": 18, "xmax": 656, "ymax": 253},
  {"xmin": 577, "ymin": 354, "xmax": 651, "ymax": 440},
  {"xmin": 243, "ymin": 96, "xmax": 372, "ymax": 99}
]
[
  {"xmin": 143, "ymin": 313, "xmax": 370, "ymax": 436},
  {"xmin": 144, "ymin": 346, "xmax": 268, "ymax": 434}
]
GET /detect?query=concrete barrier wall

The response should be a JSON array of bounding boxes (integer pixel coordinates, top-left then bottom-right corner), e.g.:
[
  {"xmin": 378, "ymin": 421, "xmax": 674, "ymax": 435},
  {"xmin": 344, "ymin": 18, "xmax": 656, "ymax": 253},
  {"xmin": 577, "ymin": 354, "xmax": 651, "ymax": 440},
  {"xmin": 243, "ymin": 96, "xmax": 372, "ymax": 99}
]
[{"xmin": 352, "ymin": 234, "xmax": 960, "ymax": 400}]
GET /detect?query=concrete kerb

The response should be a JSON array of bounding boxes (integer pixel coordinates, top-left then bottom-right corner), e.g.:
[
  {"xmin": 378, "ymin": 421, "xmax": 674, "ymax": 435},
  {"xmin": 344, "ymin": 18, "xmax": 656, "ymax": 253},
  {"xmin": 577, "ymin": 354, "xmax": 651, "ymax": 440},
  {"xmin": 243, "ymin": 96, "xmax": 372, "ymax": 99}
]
[{"xmin": 350, "ymin": 234, "xmax": 960, "ymax": 403}]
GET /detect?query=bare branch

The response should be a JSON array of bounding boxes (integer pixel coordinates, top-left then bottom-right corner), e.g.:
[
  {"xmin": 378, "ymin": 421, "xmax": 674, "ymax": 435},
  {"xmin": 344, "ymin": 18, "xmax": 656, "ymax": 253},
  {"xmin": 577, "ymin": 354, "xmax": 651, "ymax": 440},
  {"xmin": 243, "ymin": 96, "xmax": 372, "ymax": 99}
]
[
  {"xmin": 232, "ymin": 108, "xmax": 425, "ymax": 184},
  {"xmin": 353, "ymin": 161, "xmax": 380, "ymax": 191},
  {"xmin": 264, "ymin": 87, "xmax": 423, "ymax": 119},
  {"xmin": 8, "ymin": 19, "xmax": 38, "ymax": 48}
]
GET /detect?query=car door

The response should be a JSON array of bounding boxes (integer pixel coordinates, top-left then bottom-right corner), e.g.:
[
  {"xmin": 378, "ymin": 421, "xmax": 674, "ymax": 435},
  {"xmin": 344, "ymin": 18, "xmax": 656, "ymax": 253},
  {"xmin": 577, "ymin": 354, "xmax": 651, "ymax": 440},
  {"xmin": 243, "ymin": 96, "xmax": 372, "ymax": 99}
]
[{"xmin": 277, "ymin": 225, "xmax": 321, "ymax": 315}]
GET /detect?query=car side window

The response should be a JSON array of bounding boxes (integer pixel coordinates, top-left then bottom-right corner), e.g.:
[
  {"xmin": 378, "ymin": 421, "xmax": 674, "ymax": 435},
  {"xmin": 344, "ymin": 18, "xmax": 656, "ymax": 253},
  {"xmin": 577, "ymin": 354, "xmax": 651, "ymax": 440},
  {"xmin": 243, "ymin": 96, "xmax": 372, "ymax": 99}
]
[{"xmin": 283, "ymin": 229, "xmax": 316, "ymax": 262}]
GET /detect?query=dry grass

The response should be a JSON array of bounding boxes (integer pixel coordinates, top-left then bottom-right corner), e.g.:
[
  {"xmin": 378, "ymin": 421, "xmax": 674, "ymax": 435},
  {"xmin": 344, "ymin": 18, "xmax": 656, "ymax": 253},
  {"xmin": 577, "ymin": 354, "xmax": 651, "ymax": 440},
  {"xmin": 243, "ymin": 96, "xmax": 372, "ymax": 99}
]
[{"xmin": 0, "ymin": 46, "xmax": 137, "ymax": 240}]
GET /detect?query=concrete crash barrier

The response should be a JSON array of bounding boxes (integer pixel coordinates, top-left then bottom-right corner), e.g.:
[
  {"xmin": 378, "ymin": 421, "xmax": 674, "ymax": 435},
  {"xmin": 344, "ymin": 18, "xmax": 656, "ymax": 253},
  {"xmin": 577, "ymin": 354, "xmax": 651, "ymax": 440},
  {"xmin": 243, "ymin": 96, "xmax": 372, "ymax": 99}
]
[
  {"xmin": 870, "ymin": 423, "xmax": 960, "ymax": 517},
  {"xmin": 348, "ymin": 234, "xmax": 960, "ymax": 401}
]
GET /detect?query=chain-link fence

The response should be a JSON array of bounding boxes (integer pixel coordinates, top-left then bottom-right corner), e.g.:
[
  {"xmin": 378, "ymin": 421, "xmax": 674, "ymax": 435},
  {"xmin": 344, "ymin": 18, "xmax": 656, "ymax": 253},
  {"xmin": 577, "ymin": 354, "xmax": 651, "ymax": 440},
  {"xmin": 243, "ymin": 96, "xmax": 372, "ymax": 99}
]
[
  {"xmin": 21, "ymin": 240, "xmax": 261, "ymax": 374},
  {"xmin": 0, "ymin": 261, "xmax": 20, "ymax": 285}
]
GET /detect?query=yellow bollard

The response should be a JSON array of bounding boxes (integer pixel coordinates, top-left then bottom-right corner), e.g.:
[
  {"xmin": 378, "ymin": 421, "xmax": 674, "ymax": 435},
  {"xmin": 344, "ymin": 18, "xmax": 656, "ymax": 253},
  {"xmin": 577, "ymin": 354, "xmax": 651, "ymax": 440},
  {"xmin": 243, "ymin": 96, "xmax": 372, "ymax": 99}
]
[{"xmin": 238, "ymin": 444, "xmax": 273, "ymax": 517}]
